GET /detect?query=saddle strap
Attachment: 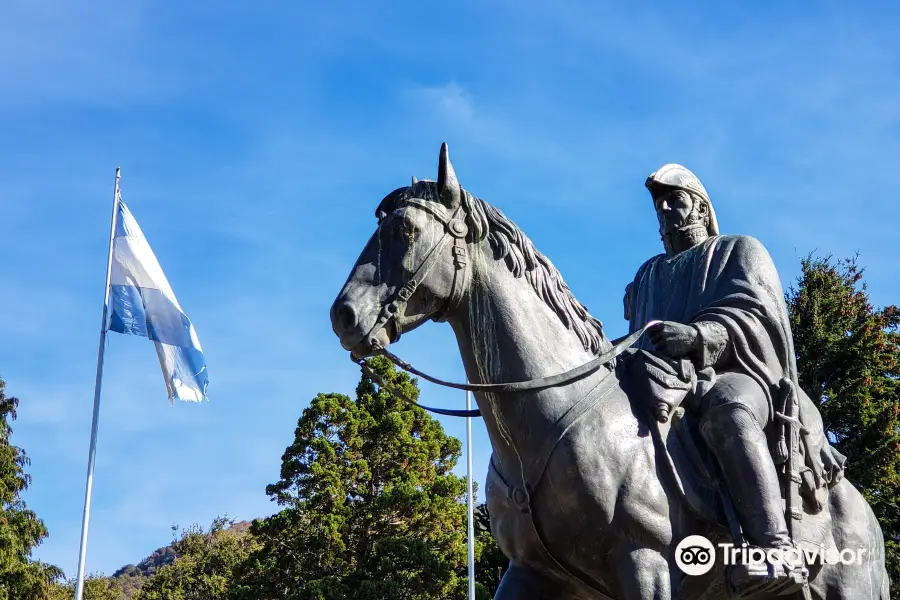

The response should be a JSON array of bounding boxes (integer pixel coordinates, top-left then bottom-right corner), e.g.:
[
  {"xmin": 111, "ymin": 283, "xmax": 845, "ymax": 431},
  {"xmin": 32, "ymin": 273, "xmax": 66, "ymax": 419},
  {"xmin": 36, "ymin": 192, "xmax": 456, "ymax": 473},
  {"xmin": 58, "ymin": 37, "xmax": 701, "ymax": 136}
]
[
  {"xmin": 485, "ymin": 370, "xmax": 622, "ymax": 600},
  {"xmin": 490, "ymin": 460, "xmax": 616, "ymax": 600},
  {"xmin": 524, "ymin": 369, "xmax": 622, "ymax": 495}
]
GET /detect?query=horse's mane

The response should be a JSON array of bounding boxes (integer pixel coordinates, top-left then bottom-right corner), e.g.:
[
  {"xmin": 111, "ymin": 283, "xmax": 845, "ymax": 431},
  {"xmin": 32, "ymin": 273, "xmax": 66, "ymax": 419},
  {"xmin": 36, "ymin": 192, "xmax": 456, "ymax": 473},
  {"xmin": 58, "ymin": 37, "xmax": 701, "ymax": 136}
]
[{"xmin": 377, "ymin": 181, "xmax": 610, "ymax": 355}]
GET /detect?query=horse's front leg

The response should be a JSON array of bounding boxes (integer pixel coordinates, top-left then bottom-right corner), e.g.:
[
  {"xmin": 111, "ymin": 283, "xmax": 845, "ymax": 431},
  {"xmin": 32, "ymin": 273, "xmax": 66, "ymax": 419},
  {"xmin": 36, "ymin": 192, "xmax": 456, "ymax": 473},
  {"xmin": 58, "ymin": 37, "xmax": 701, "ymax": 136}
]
[{"xmin": 612, "ymin": 541, "xmax": 673, "ymax": 600}]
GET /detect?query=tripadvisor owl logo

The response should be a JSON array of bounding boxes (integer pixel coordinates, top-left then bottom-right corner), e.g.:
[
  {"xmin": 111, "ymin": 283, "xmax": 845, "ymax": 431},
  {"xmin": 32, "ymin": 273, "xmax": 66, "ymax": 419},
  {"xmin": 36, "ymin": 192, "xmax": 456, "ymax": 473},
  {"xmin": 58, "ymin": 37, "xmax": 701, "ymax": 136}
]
[{"xmin": 675, "ymin": 535, "xmax": 716, "ymax": 576}]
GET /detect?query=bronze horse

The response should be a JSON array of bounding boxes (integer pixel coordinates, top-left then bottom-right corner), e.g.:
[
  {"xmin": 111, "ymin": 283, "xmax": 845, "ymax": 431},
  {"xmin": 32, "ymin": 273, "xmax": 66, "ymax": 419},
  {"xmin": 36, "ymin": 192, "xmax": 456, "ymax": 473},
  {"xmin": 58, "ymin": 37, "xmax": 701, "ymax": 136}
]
[{"xmin": 330, "ymin": 143, "xmax": 889, "ymax": 600}]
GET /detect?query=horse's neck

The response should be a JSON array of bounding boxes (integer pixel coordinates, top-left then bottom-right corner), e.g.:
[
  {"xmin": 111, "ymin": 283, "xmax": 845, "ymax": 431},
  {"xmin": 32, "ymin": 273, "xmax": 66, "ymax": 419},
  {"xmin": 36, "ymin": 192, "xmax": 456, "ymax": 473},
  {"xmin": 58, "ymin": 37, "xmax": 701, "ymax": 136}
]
[{"xmin": 448, "ymin": 245, "xmax": 609, "ymax": 474}]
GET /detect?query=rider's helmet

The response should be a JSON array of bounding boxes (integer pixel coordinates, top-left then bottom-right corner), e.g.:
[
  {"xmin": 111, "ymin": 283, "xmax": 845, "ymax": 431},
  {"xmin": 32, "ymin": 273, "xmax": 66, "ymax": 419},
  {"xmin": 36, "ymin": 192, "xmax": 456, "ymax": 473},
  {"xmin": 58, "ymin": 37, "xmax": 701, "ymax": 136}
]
[{"xmin": 645, "ymin": 164, "xmax": 719, "ymax": 236}]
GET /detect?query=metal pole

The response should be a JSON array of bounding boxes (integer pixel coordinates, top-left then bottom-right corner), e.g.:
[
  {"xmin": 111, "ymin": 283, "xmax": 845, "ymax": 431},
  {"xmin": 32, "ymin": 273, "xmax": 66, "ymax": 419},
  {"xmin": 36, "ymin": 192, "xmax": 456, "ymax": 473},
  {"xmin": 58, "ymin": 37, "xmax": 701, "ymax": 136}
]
[
  {"xmin": 466, "ymin": 389, "xmax": 475, "ymax": 600},
  {"xmin": 74, "ymin": 167, "xmax": 121, "ymax": 600}
]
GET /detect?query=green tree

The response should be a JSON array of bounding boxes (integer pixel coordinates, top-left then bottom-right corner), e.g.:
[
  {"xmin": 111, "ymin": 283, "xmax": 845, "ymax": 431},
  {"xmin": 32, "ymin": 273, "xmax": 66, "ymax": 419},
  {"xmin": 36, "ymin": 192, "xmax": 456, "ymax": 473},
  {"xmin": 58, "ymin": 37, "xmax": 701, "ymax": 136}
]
[
  {"xmin": 48, "ymin": 574, "xmax": 125, "ymax": 600},
  {"xmin": 786, "ymin": 254, "xmax": 900, "ymax": 583},
  {"xmin": 0, "ymin": 378, "xmax": 62, "ymax": 599},
  {"xmin": 472, "ymin": 504, "xmax": 508, "ymax": 599},
  {"xmin": 236, "ymin": 356, "xmax": 469, "ymax": 599},
  {"xmin": 134, "ymin": 516, "xmax": 258, "ymax": 600}
]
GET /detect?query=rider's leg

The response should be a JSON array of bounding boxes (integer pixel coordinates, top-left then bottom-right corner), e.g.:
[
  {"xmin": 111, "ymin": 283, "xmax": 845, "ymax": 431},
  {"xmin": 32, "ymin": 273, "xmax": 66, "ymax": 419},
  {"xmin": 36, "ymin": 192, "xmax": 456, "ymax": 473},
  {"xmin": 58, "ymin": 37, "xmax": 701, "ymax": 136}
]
[
  {"xmin": 697, "ymin": 372, "xmax": 806, "ymax": 597},
  {"xmin": 699, "ymin": 372, "xmax": 789, "ymax": 550}
]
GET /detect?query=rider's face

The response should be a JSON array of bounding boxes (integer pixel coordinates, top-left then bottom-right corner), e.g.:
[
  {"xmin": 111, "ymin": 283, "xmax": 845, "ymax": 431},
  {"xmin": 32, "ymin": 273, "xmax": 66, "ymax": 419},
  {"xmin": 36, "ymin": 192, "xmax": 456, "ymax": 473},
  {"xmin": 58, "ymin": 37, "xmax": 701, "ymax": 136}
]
[{"xmin": 654, "ymin": 189, "xmax": 694, "ymax": 234}]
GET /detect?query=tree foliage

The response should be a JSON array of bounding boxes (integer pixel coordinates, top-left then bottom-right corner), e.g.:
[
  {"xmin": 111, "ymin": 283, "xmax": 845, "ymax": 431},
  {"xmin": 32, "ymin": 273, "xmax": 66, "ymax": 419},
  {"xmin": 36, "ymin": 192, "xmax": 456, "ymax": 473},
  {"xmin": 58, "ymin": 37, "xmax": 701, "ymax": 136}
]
[
  {"xmin": 236, "ymin": 356, "xmax": 471, "ymax": 599},
  {"xmin": 134, "ymin": 517, "xmax": 256, "ymax": 600},
  {"xmin": 73, "ymin": 358, "xmax": 509, "ymax": 599},
  {"xmin": 472, "ymin": 504, "xmax": 508, "ymax": 599},
  {"xmin": 133, "ymin": 516, "xmax": 258, "ymax": 600},
  {"xmin": 786, "ymin": 254, "xmax": 900, "ymax": 582},
  {"xmin": 48, "ymin": 574, "xmax": 125, "ymax": 600},
  {"xmin": 0, "ymin": 378, "xmax": 62, "ymax": 600}
]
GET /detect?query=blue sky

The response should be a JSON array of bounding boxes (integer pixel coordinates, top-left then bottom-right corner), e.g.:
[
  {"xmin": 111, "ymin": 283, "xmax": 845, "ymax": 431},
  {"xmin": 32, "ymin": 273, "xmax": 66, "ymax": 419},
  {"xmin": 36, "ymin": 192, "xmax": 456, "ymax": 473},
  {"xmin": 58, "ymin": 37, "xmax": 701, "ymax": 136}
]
[{"xmin": 2, "ymin": 0, "xmax": 899, "ymax": 579}]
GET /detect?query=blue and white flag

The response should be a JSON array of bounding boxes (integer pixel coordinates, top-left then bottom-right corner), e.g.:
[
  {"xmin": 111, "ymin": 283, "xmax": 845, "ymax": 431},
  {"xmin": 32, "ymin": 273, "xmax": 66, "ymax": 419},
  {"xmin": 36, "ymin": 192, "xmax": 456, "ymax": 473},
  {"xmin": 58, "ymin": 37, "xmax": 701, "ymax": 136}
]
[{"xmin": 108, "ymin": 194, "xmax": 209, "ymax": 402}]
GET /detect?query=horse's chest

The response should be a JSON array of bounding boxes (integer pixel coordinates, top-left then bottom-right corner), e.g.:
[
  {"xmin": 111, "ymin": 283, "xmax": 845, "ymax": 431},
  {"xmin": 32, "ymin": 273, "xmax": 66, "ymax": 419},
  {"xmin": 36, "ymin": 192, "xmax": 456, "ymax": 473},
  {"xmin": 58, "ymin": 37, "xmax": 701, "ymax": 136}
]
[
  {"xmin": 485, "ymin": 409, "xmax": 672, "ymax": 571},
  {"xmin": 548, "ymin": 414, "xmax": 667, "ymax": 531},
  {"xmin": 541, "ymin": 416, "xmax": 675, "ymax": 569}
]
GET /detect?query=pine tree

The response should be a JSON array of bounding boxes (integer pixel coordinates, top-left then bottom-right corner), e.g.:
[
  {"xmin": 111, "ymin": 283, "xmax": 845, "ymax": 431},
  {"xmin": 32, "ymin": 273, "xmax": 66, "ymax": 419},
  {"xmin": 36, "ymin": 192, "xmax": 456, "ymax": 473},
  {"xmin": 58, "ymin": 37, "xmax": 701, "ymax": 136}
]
[
  {"xmin": 786, "ymin": 254, "xmax": 900, "ymax": 582},
  {"xmin": 0, "ymin": 378, "xmax": 62, "ymax": 599},
  {"xmin": 237, "ymin": 356, "xmax": 469, "ymax": 599}
]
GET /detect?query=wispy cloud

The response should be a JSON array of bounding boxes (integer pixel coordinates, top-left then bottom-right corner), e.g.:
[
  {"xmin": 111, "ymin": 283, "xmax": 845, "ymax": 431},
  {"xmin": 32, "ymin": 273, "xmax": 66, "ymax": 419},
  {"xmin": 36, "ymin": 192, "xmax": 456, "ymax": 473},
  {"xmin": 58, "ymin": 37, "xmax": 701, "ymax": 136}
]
[{"xmin": 401, "ymin": 82, "xmax": 566, "ymax": 163}]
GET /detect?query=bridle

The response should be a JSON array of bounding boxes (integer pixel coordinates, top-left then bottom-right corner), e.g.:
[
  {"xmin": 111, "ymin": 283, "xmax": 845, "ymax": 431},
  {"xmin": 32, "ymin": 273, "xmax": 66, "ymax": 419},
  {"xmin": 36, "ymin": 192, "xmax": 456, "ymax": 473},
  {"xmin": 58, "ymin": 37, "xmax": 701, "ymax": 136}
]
[
  {"xmin": 358, "ymin": 192, "xmax": 471, "ymax": 351},
  {"xmin": 351, "ymin": 189, "xmax": 659, "ymax": 418}
]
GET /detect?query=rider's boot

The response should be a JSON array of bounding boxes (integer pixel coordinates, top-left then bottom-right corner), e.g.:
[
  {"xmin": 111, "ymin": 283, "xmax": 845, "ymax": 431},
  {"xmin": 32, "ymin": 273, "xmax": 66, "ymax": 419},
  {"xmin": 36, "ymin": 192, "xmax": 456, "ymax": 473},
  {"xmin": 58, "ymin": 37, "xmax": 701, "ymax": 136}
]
[{"xmin": 700, "ymin": 402, "xmax": 809, "ymax": 599}]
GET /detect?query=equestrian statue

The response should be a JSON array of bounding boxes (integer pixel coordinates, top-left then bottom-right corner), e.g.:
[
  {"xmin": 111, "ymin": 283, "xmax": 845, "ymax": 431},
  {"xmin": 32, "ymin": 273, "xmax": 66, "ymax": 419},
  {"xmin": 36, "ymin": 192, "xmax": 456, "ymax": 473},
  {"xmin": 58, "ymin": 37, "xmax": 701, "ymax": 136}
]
[{"xmin": 329, "ymin": 143, "xmax": 889, "ymax": 600}]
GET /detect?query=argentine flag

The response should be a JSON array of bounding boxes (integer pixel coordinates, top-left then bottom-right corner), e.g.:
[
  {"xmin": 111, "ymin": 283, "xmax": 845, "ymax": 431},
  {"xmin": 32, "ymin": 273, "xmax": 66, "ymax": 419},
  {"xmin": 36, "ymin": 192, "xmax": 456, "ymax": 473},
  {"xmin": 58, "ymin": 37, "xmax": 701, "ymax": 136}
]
[{"xmin": 108, "ymin": 194, "xmax": 209, "ymax": 402}]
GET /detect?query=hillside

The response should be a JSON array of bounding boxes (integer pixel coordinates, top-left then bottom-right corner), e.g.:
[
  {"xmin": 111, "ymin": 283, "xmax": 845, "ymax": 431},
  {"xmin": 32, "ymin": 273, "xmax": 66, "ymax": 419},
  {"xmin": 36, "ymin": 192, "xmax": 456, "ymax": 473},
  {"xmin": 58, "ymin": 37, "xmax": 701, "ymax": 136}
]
[
  {"xmin": 103, "ymin": 509, "xmax": 488, "ymax": 598},
  {"xmin": 107, "ymin": 520, "xmax": 252, "ymax": 598}
]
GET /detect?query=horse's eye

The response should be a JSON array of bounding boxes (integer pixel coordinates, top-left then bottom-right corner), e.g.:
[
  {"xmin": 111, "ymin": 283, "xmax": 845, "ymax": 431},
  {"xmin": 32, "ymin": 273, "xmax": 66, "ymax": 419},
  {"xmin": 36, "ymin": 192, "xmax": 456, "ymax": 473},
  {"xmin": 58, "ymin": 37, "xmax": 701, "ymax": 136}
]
[{"xmin": 393, "ymin": 221, "xmax": 410, "ymax": 238}]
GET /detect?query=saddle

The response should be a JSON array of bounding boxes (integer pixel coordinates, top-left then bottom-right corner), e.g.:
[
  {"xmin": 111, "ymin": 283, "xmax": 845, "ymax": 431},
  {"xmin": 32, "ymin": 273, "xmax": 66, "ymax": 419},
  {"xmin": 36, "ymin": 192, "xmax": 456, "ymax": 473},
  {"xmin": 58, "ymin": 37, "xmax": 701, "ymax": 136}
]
[{"xmin": 623, "ymin": 349, "xmax": 844, "ymax": 567}]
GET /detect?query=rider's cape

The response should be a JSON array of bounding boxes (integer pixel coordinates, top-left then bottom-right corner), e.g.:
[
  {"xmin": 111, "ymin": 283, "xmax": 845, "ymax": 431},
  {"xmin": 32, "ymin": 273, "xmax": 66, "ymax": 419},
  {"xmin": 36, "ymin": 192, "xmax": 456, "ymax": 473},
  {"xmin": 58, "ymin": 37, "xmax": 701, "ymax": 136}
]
[
  {"xmin": 629, "ymin": 235, "xmax": 792, "ymax": 406},
  {"xmin": 626, "ymin": 234, "xmax": 845, "ymax": 487}
]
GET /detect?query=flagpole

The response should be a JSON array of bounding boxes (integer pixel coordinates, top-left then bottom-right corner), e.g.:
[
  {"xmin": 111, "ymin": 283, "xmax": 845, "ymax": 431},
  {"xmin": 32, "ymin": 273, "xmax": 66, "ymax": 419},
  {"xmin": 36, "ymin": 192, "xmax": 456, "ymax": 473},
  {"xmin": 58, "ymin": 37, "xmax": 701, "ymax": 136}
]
[
  {"xmin": 74, "ymin": 167, "xmax": 121, "ymax": 600},
  {"xmin": 466, "ymin": 388, "xmax": 475, "ymax": 600}
]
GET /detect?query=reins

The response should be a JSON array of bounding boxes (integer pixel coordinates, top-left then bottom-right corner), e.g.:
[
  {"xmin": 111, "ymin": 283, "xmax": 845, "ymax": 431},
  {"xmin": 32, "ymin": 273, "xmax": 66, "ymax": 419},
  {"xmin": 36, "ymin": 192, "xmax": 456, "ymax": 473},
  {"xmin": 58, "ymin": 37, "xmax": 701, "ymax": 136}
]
[
  {"xmin": 352, "ymin": 186, "xmax": 659, "ymax": 417},
  {"xmin": 355, "ymin": 321, "xmax": 661, "ymax": 418}
]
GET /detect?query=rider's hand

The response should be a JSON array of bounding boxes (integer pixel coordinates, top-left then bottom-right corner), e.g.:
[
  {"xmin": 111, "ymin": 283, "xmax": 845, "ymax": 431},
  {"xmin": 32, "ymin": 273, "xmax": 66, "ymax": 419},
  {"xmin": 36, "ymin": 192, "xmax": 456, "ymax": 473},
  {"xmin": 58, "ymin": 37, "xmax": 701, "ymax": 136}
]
[{"xmin": 648, "ymin": 321, "xmax": 700, "ymax": 358}]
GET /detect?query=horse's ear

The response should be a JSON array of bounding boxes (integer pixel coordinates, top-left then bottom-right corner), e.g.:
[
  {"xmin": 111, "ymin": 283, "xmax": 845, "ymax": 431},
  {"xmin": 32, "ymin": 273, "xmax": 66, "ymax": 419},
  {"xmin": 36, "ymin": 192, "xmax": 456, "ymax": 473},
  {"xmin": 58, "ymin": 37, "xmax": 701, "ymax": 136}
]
[
  {"xmin": 437, "ymin": 142, "xmax": 461, "ymax": 209},
  {"xmin": 411, "ymin": 176, "xmax": 417, "ymax": 185}
]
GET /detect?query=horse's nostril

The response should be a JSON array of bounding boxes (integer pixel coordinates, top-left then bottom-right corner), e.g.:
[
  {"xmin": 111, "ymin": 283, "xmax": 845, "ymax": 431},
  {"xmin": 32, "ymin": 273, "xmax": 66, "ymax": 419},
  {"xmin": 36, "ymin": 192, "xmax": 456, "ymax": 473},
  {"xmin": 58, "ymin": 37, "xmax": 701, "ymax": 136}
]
[{"xmin": 333, "ymin": 303, "xmax": 359, "ymax": 332}]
